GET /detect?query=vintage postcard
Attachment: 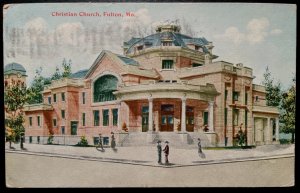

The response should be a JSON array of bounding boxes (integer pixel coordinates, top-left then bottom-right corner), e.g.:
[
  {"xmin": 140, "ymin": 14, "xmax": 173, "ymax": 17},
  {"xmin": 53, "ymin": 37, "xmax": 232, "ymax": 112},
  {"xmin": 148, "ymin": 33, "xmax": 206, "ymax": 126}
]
[{"xmin": 4, "ymin": 2, "xmax": 295, "ymax": 187}]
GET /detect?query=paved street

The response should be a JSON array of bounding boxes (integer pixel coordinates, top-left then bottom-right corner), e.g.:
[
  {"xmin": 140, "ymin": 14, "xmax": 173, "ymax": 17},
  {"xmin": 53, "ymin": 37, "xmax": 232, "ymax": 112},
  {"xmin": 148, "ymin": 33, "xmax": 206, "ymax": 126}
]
[{"xmin": 6, "ymin": 153, "xmax": 294, "ymax": 187}]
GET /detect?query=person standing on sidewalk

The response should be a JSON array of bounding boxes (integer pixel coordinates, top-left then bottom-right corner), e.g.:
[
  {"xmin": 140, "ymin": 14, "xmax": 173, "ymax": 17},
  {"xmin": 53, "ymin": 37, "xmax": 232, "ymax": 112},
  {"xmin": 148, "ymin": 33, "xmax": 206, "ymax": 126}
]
[
  {"xmin": 198, "ymin": 138, "xmax": 206, "ymax": 158},
  {"xmin": 111, "ymin": 132, "xmax": 116, "ymax": 149},
  {"xmin": 97, "ymin": 133, "xmax": 104, "ymax": 151},
  {"xmin": 163, "ymin": 141, "xmax": 169, "ymax": 164},
  {"xmin": 157, "ymin": 140, "xmax": 162, "ymax": 164}
]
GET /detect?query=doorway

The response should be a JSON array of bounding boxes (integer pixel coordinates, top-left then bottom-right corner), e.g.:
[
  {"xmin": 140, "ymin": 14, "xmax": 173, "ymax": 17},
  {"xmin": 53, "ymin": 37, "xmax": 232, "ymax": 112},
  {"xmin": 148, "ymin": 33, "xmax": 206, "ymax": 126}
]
[
  {"xmin": 71, "ymin": 121, "xmax": 78, "ymax": 135},
  {"xmin": 160, "ymin": 104, "xmax": 174, "ymax": 132},
  {"xmin": 186, "ymin": 106, "xmax": 194, "ymax": 132},
  {"xmin": 142, "ymin": 106, "xmax": 149, "ymax": 132}
]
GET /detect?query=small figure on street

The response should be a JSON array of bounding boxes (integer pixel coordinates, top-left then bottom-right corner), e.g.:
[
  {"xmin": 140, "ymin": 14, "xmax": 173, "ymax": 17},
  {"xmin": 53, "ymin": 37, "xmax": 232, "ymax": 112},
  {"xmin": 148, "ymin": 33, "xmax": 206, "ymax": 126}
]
[
  {"xmin": 157, "ymin": 140, "xmax": 162, "ymax": 164},
  {"xmin": 111, "ymin": 132, "xmax": 116, "ymax": 150},
  {"xmin": 163, "ymin": 141, "xmax": 169, "ymax": 164},
  {"xmin": 198, "ymin": 138, "xmax": 206, "ymax": 158},
  {"xmin": 97, "ymin": 133, "xmax": 104, "ymax": 152},
  {"xmin": 203, "ymin": 125, "xmax": 209, "ymax": 132}
]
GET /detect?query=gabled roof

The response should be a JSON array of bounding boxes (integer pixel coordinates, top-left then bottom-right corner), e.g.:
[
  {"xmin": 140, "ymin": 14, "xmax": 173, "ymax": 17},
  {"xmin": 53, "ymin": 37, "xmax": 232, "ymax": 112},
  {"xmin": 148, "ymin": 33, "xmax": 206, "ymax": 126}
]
[
  {"xmin": 84, "ymin": 50, "xmax": 159, "ymax": 79},
  {"xmin": 70, "ymin": 69, "xmax": 89, "ymax": 78}
]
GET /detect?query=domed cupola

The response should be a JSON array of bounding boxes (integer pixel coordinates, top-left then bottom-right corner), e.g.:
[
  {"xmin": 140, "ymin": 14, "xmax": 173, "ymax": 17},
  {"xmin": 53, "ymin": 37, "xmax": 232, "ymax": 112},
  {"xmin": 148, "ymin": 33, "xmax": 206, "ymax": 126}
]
[
  {"xmin": 4, "ymin": 62, "xmax": 27, "ymax": 76},
  {"xmin": 123, "ymin": 24, "xmax": 217, "ymax": 60}
]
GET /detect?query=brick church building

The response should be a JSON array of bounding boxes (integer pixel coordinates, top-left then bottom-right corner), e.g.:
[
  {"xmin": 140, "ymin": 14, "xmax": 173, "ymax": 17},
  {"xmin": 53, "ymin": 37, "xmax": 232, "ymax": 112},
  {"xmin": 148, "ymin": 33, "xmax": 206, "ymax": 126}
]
[{"xmin": 9, "ymin": 24, "xmax": 280, "ymax": 147}]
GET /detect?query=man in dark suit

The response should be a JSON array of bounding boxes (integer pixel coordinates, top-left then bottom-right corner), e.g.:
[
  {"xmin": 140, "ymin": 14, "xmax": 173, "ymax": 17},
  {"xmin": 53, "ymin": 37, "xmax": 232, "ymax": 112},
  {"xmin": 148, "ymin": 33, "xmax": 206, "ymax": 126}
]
[
  {"xmin": 163, "ymin": 141, "xmax": 169, "ymax": 164},
  {"xmin": 157, "ymin": 140, "xmax": 162, "ymax": 164}
]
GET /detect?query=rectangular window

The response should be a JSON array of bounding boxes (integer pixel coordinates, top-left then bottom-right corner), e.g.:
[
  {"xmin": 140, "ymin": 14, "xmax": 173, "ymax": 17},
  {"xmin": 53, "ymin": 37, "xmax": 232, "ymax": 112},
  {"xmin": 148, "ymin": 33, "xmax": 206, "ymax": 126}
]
[
  {"xmin": 61, "ymin": 126, "xmax": 65, "ymax": 135},
  {"xmin": 93, "ymin": 110, "xmax": 100, "ymax": 126},
  {"xmin": 48, "ymin": 97, "xmax": 51, "ymax": 104},
  {"xmin": 82, "ymin": 92, "xmax": 86, "ymax": 104},
  {"xmin": 61, "ymin": 110, "xmax": 65, "ymax": 119},
  {"xmin": 112, "ymin": 109, "xmax": 118, "ymax": 126},
  {"xmin": 162, "ymin": 42, "xmax": 172, "ymax": 46},
  {"xmin": 53, "ymin": 119, "xmax": 57, "ymax": 127},
  {"xmin": 61, "ymin": 92, "xmax": 65, "ymax": 102},
  {"xmin": 162, "ymin": 60, "xmax": 174, "ymax": 69},
  {"xmin": 233, "ymin": 91, "xmax": 239, "ymax": 101},
  {"xmin": 37, "ymin": 116, "xmax": 41, "ymax": 126},
  {"xmin": 233, "ymin": 109, "xmax": 239, "ymax": 126},
  {"xmin": 224, "ymin": 108, "xmax": 228, "ymax": 126},
  {"xmin": 29, "ymin": 136, "xmax": 32, "ymax": 143},
  {"xmin": 53, "ymin": 94, "xmax": 57, "ymax": 102},
  {"xmin": 203, "ymin": 111, "xmax": 209, "ymax": 125},
  {"xmin": 103, "ymin": 109, "xmax": 109, "ymax": 126},
  {"xmin": 245, "ymin": 92, "xmax": 248, "ymax": 105},
  {"xmin": 29, "ymin": 117, "xmax": 32, "ymax": 126},
  {"xmin": 82, "ymin": 113, "xmax": 86, "ymax": 126}
]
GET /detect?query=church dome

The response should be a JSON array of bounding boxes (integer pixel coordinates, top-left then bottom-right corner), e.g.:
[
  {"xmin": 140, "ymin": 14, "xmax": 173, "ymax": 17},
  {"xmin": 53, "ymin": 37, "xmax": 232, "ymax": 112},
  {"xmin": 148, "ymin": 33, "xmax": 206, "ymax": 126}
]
[
  {"xmin": 4, "ymin": 62, "xmax": 26, "ymax": 75},
  {"xmin": 123, "ymin": 24, "xmax": 211, "ymax": 55}
]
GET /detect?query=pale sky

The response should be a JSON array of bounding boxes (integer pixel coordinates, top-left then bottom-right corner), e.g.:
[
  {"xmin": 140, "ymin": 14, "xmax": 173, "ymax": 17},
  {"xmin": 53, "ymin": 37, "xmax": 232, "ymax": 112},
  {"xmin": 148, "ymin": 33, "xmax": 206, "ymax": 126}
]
[{"xmin": 3, "ymin": 3, "xmax": 296, "ymax": 89}]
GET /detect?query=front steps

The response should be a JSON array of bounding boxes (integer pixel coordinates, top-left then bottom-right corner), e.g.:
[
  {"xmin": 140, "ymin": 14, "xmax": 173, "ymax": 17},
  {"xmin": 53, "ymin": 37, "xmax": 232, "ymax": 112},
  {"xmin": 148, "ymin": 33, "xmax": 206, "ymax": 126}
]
[{"xmin": 118, "ymin": 131, "xmax": 214, "ymax": 148}]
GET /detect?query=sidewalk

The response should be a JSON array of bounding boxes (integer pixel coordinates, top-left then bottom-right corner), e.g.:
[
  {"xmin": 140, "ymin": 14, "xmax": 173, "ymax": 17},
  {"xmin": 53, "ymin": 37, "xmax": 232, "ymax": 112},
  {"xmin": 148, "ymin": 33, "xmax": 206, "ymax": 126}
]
[{"xmin": 5, "ymin": 143, "xmax": 295, "ymax": 167}]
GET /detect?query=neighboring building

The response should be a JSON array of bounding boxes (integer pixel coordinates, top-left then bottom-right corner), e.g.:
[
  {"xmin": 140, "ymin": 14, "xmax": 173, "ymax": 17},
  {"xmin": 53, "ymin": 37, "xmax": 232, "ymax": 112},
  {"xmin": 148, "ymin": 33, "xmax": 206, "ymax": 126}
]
[{"xmin": 23, "ymin": 24, "xmax": 280, "ymax": 147}]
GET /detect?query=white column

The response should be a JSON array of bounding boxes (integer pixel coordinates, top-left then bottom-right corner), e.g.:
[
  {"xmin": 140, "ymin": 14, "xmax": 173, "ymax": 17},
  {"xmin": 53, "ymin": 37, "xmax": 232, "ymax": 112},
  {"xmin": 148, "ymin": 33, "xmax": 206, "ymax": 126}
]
[
  {"xmin": 117, "ymin": 101, "xmax": 122, "ymax": 131},
  {"xmin": 181, "ymin": 97, "xmax": 187, "ymax": 133},
  {"xmin": 208, "ymin": 101, "xmax": 214, "ymax": 132},
  {"xmin": 148, "ymin": 97, "xmax": 153, "ymax": 132},
  {"xmin": 276, "ymin": 118, "xmax": 279, "ymax": 141}
]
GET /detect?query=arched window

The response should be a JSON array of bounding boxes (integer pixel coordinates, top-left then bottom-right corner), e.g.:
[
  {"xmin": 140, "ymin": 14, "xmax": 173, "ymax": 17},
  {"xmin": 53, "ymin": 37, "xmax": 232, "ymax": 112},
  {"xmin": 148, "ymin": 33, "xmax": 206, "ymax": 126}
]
[{"xmin": 93, "ymin": 75, "xmax": 118, "ymax": 102}]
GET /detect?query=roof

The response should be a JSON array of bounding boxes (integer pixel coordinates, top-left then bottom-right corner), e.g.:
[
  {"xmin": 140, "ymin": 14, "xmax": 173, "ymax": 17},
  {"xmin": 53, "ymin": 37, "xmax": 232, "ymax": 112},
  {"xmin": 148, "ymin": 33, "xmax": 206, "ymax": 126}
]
[
  {"xmin": 124, "ymin": 32, "xmax": 210, "ymax": 55},
  {"xmin": 85, "ymin": 50, "xmax": 159, "ymax": 79},
  {"xmin": 116, "ymin": 55, "xmax": 139, "ymax": 66},
  {"xmin": 70, "ymin": 69, "xmax": 89, "ymax": 78},
  {"xmin": 4, "ymin": 62, "xmax": 26, "ymax": 75}
]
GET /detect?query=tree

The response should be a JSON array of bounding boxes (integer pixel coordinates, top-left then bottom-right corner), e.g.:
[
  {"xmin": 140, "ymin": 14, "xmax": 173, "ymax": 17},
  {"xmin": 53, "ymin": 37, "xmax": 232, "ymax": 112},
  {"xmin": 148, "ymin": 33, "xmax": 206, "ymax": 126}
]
[
  {"xmin": 27, "ymin": 67, "xmax": 51, "ymax": 104},
  {"xmin": 262, "ymin": 66, "xmax": 282, "ymax": 106},
  {"xmin": 280, "ymin": 76, "xmax": 296, "ymax": 143},
  {"xmin": 51, "ymin": 66, "xmax": 61, "ymax": 80},
  {"xmin": 61, "ymin": 58, "xmax": 72, "ymax": 78},
  {"xmin": 4, "ymin": 80, "xmax": 28, "ymax": 149}
]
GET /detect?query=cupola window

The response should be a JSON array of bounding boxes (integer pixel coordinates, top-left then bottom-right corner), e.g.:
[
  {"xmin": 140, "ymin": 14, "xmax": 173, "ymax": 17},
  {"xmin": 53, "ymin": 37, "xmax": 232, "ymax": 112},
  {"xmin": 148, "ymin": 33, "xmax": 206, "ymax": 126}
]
[{"xmin": 162, "ymin": 60, "xmax": 174, "ymax": 69}]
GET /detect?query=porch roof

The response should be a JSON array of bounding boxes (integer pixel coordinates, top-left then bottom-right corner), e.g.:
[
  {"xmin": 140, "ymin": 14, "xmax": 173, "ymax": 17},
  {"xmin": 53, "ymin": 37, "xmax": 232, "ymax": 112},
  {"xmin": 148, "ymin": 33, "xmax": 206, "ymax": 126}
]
[{"xmin": 114, "ymin": 82, "xmax": 219, "ymax": 101}]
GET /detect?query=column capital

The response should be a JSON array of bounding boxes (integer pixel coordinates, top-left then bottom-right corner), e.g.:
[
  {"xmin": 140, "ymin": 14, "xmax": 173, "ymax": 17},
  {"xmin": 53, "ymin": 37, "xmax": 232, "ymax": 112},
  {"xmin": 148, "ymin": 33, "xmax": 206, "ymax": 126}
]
[
  {"xmin": 208, "ymin": 101, "xmax": 214, "ymax": 106},
  {"xmin": 181, "ymin": 97, "xmax": 187, "ymax": 102},
  {"xmin": 148, "ymin": 97, "xmax": 153, "ymax": 102}
]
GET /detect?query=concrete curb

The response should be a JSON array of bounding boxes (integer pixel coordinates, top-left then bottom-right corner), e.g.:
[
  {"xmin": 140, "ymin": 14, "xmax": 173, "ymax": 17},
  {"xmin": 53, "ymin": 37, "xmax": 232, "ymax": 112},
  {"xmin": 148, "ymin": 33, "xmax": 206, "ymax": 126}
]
[{"xmin": 5, "ymin": 149, "xmax": 294, "ymax": 168}]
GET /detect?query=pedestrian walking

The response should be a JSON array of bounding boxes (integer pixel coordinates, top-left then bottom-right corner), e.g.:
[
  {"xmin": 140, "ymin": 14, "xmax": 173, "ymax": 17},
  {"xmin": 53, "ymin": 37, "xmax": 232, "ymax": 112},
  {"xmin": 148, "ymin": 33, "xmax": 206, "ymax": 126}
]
[
  {"xmin": 163, "ymin": 141, "xmax": 169, "ymax": 164},
  {"xmin": 198, "ymin": 138, "xmax": 206, "ymax": 158},
  {"xmin": 97, "ymin": 133, "xmax": 104, "ymax": 151},
  {"xmin": 157, "ymin": 140, "xmax": 162, "ymax": 164},
  {"xmin": 111, "ymin": 132, "xmax": 116, "ymax": 149}
]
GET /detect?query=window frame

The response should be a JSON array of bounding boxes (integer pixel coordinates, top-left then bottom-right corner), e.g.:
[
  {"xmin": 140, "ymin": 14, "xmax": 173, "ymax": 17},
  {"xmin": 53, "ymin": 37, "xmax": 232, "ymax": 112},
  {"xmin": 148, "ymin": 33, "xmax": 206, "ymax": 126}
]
[
  {"xmin": 37, "ymin": 116, "xmax": 41, "ymax": 127},
  {"xmin": 53, "ymin": 118, "xmax": 57, "ymax": 127},
  {"xmin": 82, "ymin": 113, "xmax": 86, "ymax": 126},
  {"xmin": 112, "ymin": 109, "xmax": 118, "ymax": 126},
  {"xmin": 61, "ymin": 92, "xmax": 65, "ymax": 102},
  {"xmin": 162, "ymin": 60, "xmax": 174, "ymax": 69},
  {"xmin": 61, "ymin": 110, "xmax": 65, "ymax": 119},
  {"xmin": 93, "ymin": 110, "xmax": 100, "ymax": 126},
  {"xmin": 29, "ymin": 117, "xmax": 33, "ymax": 127},
  {"xmin": 53, "ymin": 93, "xmax": 57, "ymax": 103},
  {"xmin": 102, "ymin": 109, "xmax": 109, "ymax": 126}
]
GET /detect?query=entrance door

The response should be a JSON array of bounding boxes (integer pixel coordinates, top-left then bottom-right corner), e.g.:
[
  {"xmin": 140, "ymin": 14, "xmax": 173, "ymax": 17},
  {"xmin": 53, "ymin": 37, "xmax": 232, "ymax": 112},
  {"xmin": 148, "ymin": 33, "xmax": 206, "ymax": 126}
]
[
  {"xmin": 142, "ymin": 106, "xmax": 149, "ymax": 132},
  {"xmin": 71, "ymin": 121, "xmax": 78, "ymax": 135},
  {"xmin": 186, "ymin": 106, "xmax": 194, "ymax": 132},
  {"xmin": 160, "ymin": 104, "xmax": 174, "ymax": 132}
]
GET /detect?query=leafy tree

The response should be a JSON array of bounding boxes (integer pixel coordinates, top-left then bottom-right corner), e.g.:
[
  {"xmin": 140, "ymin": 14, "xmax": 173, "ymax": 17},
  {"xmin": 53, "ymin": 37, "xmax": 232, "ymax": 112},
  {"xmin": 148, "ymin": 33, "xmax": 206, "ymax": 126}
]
[
  {"xmin": 51, "ymin": 66, "xmax": 62, "ymax": 80},
  {"xmin": 4, "ymin": 80, "xmax": 28, "ymax": 149},
  {"xmin": 280, "ymin": 77, "xmax": 296, "ymax": 143},
  {"xmin": 62, "ymin": 58, "xmax": 72, "ymax": 78},
  {"xmin": 27, "ymin": 67, "xmax": 45, "ymax": 104},
  {"xmin": 262, "ymin": 67, "xmax": 282, "ymax": 106}
]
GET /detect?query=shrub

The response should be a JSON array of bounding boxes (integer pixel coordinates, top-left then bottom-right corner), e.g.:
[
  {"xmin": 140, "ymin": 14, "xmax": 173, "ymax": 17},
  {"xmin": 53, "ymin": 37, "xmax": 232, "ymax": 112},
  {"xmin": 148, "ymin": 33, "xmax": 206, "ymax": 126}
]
[
  {"xmin": 47, "ymin": 134, "xmax": 54, "ymax": 144},
  {"xmin": 77, "ymin": 136, "xmax": 89, "ymax": 146},
  {"xmin": 279, "ymin": 139, "xmax": 291, "ymax": 144}
]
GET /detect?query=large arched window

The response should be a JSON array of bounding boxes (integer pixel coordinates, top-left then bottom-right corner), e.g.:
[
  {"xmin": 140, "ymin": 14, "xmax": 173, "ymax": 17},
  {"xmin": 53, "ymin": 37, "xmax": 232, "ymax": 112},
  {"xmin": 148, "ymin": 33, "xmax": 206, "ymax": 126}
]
[{"xmin": 93, "ymin": 75, "xmax": 118, "ymax": 102}]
